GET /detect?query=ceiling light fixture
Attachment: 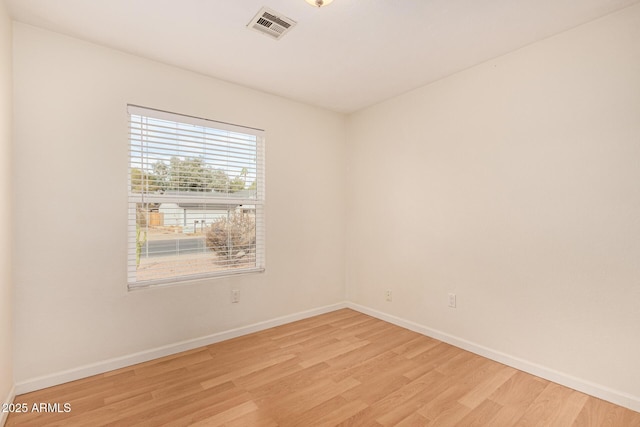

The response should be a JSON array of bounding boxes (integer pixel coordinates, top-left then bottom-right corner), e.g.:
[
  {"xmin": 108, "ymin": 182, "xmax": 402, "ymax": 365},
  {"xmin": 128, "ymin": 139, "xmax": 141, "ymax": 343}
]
[{"xmin": 305, "ymin": 0, "xmax": 334, "ymax": 7}]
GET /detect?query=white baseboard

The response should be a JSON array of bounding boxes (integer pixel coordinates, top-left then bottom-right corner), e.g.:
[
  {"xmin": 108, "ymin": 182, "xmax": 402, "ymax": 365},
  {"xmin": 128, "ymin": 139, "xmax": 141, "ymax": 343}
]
[
  {"xmin": 1, "ymin": 385, "xmax": 15, "ymax": 427},
  {"xmin": 346, "ymin": 302, "xmax": 640, "ymax": 413},
  {"xmin": 15, "ymin": 302, "xmax": 347, "ymax": 395}
]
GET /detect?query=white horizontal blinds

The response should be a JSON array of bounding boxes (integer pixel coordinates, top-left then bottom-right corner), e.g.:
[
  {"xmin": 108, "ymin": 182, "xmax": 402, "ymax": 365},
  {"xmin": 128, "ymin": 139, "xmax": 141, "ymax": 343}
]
[{"xmin": 127, "ymin": 105, "xmax": 265, "ymax": 287}]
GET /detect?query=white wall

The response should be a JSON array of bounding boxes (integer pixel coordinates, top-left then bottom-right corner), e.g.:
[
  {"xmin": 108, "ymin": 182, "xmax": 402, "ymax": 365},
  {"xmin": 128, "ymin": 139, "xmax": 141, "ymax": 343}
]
[
  {"xmin": 347, "ymin": 4, "xmax": 640, "ymax": 404},
  {"xmin": 0, "ymin": 0, "xmax": 14, "ymax": 410},
  {"xmin": 12, "ymin": 23, "xmax": 346, "ymax": 384}
]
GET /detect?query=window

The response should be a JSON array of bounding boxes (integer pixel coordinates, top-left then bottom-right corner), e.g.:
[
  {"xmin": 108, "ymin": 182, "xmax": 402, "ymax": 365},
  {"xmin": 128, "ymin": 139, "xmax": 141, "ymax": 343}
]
[{"xmin": 127, "ymin": 105, "xmax": 265, "ymax": 288}]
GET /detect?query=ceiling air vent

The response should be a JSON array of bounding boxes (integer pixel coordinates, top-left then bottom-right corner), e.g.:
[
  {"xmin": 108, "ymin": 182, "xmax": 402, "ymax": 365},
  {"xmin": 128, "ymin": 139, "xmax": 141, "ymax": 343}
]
[{"xmin": 247, "ymin": 7, "xmax": 297, "ymax": 40}]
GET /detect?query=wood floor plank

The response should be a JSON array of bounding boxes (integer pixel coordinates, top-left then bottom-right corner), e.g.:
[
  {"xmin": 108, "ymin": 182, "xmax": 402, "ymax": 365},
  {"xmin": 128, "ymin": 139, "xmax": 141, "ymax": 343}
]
[
  {"xmin": 368, "ymin": 369, "xmax": 450, "ymax": 424},
  {"xmin": 339, "ymin": 357, "xmax": 416, "ymax": 405},
  {"xmin": 306, "ymin": 399, "xmax": 369, "ymax": 427},
  {"xmin": 246, "ymin": 362, "xmax": 330, "ymax": 401},
  {"xmin": 186, "ymin": 400, "xmax": 258, "ymax": 427},
  {"xmin": 328, "ymin": 312, "xmax": 376, "ymax": 329},
  {"xmin": 457, "ymin": 364, "xmax": 517, "ymax": 408},
  {"xmin": 261, "ymin": 377, "xmax": 360, "ymax": 421},
  {"xmin": 484, "ymin": 372, "xmax": 549, "ymax": 426},
  {"xmin": 572, "ymin": 396, "xmax": 640, "ymax": 427},
  {"xmin": 199, "ymin": 353, "xmax": 298, "ymax": 390},
  {"xmin": 231, "ymin": 355, "xmax": 304, "ymax": 391},
  {"xmin": 219, "ymin": 407, "xmax": 279, "ymax": 427},
  {"xmin": 280, "ymin": 395, "xmax": 349, "ymax": 427},
  {"xmin": 395, "ymin": 412, "xmax": 431, "ymax": 427},
  {"xmin": 392, "ymin": 335, "xmax": 441, "ymax": 358},
  {"xmin": 133, "ymin": 348, "xmax": 214, "ymax": 378},
  {"xmin": 334, "ymin": 407, "xmax": 384, "ymax": 427},
  {"xmin": 270, "ymin": 324, "xmax": 336, "ymax": 348},
  {"xmin": 489, "ymin": 370, "xmax": 549, "ymax": 406},
  {"xmin": 353, "ymin": 321, "xmax": 396, "ymax": 340},
  {"xmin": 424, "ymin": 401, "xmax": 472, "ymax": 427},
  {"xmin": 103, "ymin": 366, "xmax": 215, "ymax": 405},
  {"xmin": 513, "ymin": 382, "xmax": 586, "ymax": 426},
  {"xmin": 454, "ymin": 399, "xmax": 503, "ymax": 426},
  {"xmin": 7, "ymin": 309, "xmax": 640, "ymax": 426},
  {"xmin": 333, "ymin": 317, "xmax": 382, "ymax": 338},
  {"xmin": 326, "ymin": 343, "xmax": 400, "ymax": 381},
  {"xmin": 403, "ymin": 342, "xmax": 462, "ymax": 380},
  {"xmin": 106, "ymin": 384, "xmax": 248, "ymax": 427},
  {"xmin": 416, "ymin": 358, "xmax": 502, "ymax": 421},
  {"xmin": 298, "ymin": 339, "xmax": 369, "ymax": 369},
  {"xmin": 552, "ymin": 389, "xmax": 590, "ymax": 426}
]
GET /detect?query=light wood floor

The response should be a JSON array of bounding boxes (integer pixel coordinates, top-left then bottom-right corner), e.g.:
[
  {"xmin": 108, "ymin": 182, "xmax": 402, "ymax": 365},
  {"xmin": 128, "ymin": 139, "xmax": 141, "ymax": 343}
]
[{"xmin": 7, "ymin": 309, "xmax": 640, "ymax": 426}]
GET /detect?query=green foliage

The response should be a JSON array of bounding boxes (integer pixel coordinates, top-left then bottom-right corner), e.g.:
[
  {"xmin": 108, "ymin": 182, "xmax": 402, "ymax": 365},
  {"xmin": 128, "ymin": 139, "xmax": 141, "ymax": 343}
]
[
  {"xmin": 168, "ymin": 157, "xmax": 210, "ymax": 191},
  {"xmin": 205, "ymin": 212, "xmax": 256, "ymax": 266},
  {"xmin": 131, "ymin": 158, "xmax": 251, "ymax": 194},
  {"xmin": 135, "ymin": 205, "xmax": 148, "ymax": 267},
  {"xmin": 136, "ymin": 226, "xmax": 147, "ymax": 267},
  {"xmin": 136, "ymin": 204, "xmax": 148, "ymax": 227},
  {"xmin": 229, "ymin": 176, "xmax": 246, "ymax": 193},
  {"xmin": 130, "ymin": 168, "xmax": 162, "ymax": 193},
  {"xmin": 210, "ymin": 168, "xmax": 231, "ymax": 192},
  {"xmin": 229, "ymin": 167, "xmax": 249, "ymax": 193}
]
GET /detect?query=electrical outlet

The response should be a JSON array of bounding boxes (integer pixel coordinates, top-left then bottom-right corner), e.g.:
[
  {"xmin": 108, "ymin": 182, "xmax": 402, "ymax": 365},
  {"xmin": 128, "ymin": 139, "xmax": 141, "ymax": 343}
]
[
  {"xmin": 385, "ymin": 290, "xmax": 392, "ymax": 302},
  {"xmin": 231, "ymin": 289, "xmax": 240, "ymax": 303},
  {"xmin": 448, "ymin": 293, "xmax": 456, "ymax": 308}
]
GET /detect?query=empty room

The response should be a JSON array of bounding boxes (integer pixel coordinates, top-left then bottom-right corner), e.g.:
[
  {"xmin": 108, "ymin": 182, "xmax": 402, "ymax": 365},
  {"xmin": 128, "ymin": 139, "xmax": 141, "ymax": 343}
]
[{"xmin": 1, "ymin": 0, "xmax": 640, "ymax": 425}]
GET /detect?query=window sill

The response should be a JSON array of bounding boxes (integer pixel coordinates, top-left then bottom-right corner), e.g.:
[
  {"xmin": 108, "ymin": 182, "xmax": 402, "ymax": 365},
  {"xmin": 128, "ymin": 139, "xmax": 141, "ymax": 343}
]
[{"xmin": 127, "ymin": 267, "xmax": 266, "ymax": 291}]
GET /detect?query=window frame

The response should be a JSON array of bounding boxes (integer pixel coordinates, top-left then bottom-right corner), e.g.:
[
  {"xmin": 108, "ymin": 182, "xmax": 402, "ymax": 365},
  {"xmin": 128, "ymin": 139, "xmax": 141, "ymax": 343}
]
[{"xmin": 127, "ymin": 105, "xmax": 265, "ymax": 289}]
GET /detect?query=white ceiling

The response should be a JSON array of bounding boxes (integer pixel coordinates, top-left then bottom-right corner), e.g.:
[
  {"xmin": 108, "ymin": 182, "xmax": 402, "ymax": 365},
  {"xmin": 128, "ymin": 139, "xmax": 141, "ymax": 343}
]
[{"xmin": 6, "ymin": 0, "xmax": 640, "ymax": 113}]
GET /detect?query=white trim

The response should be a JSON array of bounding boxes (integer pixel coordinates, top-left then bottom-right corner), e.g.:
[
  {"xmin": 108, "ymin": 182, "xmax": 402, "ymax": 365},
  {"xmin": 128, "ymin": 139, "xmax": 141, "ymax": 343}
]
[
  {"xmin": 15, "ymin": 302, "xmax": 347, "ymax": 395},
  {"xmin": 1, "ymin": 385, "xmax": 15, "ymax": 427},
  {"xmin": 127, "ymin": 104, "xmax": 265, "ymax": 135},
  {"xmin": 346, "ymin": 302, "xmax": 640, "ymax": 413},
  {"xmin": 127, "ymin": 105, "xmax": 266, "ymax": 288},
  {"xmin": 128, "ymin": 267, "xmax": 266, "ymax": 289}
]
